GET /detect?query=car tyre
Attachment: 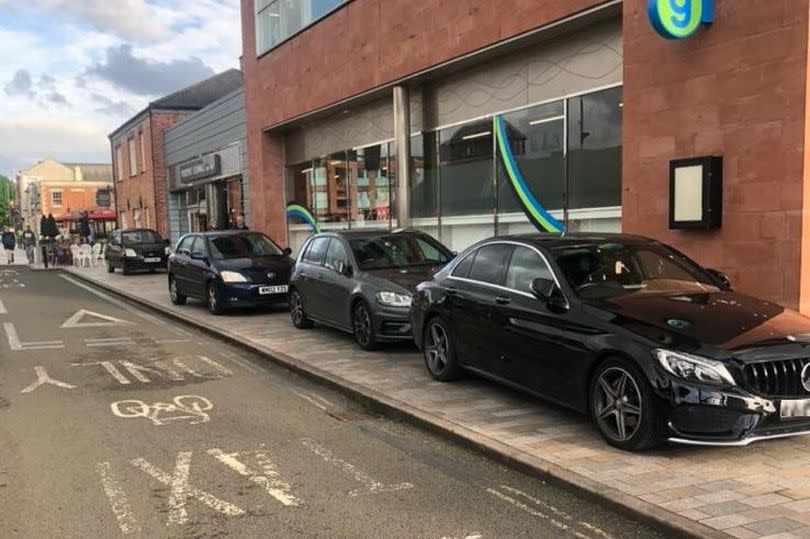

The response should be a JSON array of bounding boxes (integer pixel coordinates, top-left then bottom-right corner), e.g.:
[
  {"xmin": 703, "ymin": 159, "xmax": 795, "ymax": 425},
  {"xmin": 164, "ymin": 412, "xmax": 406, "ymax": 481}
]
[
  {"xmin": 207, "ymin": 282, "xmax": 224, "ymax": 315},
  {"xmin": 590, "ymin": 358, "xmax": 662, "ymax": 452},
  {"xmin": 169, "ymin": 275, "xmax": 186, "ymax": 306},
  {"xmin": 422, "ymin": 316, "xmax": 462, "ymax": 381},
  {"xmin": 289, "ymin": 289, "xmax": 314, "ymax": 329},
  {"xmin": 352, "ymin": 299, "xmax": 379, "ymax": 351}
]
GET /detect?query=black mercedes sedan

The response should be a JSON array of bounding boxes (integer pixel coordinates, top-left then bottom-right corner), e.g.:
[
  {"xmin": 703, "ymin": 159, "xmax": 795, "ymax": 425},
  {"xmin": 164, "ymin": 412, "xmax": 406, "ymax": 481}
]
[
  {"xmin": 411, "ymin": 233, "xmax": 810, "ymax": 451},
  {"xmin": 289, "ymin": 230, "xmax": 453, "ymax": 350},
  {"xmin": 168, "ymin": 231, "xmax": 293, "ymax": 315}
]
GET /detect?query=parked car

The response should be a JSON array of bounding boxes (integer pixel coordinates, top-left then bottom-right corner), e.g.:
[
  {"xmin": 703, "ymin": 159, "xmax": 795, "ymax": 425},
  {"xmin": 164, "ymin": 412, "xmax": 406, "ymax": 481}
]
[
  {"xmin": 168, "ymin": 231, "xmax": 293, "ymax": 315},
  {"xmin": 106, "ymin": 228, "xmax": 170, "ymax": 274},
  {"xmin": 411, "ymin": 233, "xmax": 810, "ymax": 451},
  {"xmin": 289, "ymin": 230, "xmax": 454, "ymax": 350}
]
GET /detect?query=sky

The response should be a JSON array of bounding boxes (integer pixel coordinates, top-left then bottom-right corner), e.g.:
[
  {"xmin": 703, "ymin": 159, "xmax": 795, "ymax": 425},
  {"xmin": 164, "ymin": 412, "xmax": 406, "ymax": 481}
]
[{"xmin": 0, "ymin": 0, "xmax": 242, "ymax": 179}]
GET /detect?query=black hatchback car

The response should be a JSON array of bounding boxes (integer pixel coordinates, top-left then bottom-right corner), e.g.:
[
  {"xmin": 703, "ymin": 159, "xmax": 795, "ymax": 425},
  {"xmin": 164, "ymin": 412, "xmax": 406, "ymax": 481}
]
[
  {"xmin": 289, "ymin": 230, "xmax": 453, "ymax": 349},
  {"xmin": 411, "ymin": 233, "xmax": 810, "ymax": 451},
  {"xmin": 168, "ymin": 231, "xmax": 293, "ymax": 315},
  {"xmin": 106, "ymin": 228, "xmax": 170, "ymax": 274}
]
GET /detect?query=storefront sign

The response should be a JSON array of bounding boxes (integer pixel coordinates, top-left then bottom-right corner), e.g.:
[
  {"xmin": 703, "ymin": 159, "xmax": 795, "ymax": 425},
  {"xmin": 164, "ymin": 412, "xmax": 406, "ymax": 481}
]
[
  {"xmin": 648, "ymin": 0, "xmax": 713, "ymax": 40},
  {"xmin": 179, "ymin": 154, "xmax": 221, "ymax": 184},
  {"xmin": 96, "ymin": 188, "xmax": 112, "ymax": 208}
]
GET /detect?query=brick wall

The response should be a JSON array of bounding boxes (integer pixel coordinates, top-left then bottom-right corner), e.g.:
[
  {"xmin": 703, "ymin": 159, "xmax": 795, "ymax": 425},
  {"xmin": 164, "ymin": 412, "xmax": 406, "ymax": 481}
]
[
  {"xmin": 112, "ymin": 111, "xmax": 188, "ymax": 238},
  {"xmin": 240, "ymin": 0, "xmax": 606, "ymax": 244},
  {"xmin": 622, "ymin": 0, "xmax": 810, "ymax": 310}
]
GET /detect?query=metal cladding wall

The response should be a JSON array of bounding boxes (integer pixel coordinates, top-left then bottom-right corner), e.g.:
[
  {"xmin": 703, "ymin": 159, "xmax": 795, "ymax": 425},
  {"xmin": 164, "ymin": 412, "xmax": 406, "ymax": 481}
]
[{"xmin": 164, "ymin": 89, "xmax": 248, "ymax": 242}]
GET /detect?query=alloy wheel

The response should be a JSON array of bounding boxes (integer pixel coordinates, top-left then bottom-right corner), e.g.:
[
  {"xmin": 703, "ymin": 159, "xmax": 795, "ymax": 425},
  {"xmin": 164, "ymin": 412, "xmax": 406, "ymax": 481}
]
[
  {"xmin": 593, "ymin": 367, "xmax": 643, "ymax": 442},
  {"xmin": 291, "ymin": 291, "xmax": 304, "ymax": 324},
  {"xmin": 425, "ymin": 322, "xmax": 449, "ymax": 374},
  {"xmin": 208, "ymin": 285, "xmax": 218, "ymax": 312},
  {"xmin": 170, "ymin": 278, "xmax": 178, "ymax": 302},
  {"xmin": 353, "ymin": 303, "xmax": 371, "ymax": 347}
]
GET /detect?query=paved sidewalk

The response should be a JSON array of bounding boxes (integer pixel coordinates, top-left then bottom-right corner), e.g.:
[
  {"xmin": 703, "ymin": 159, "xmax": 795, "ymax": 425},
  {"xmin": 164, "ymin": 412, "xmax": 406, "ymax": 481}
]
[{"xmin": 61, "ymin": 265, "xmax": 810, "ymax": 539}]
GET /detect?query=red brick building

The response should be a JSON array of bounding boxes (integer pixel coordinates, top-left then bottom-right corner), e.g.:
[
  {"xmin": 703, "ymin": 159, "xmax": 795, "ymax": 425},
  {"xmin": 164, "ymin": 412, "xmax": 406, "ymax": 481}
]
[
  {"xmin": 109, "ymin": 69, "xmax": 242, "ymax": 237},
  {"xmin": 240, "ymin": 0, "xmax": 810, "ymax": 313}
]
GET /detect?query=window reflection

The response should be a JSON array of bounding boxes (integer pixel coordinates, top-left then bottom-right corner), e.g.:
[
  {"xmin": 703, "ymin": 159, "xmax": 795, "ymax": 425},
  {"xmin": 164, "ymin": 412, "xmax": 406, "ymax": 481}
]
[
  {"xmin": 439, "ymin": 120, "xmax": 494, "ymax": 216},
  {"xmin": 350, "ymin": 144, "xmax": 392, "ymax": 228},
  {"xmin": 256, "ymin": 0, "xmax": 346, "ymax": 54}
]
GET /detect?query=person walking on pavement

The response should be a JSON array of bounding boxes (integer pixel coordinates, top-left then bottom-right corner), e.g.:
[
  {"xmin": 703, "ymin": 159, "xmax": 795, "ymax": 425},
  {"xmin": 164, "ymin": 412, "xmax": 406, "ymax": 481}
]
[
  {"xmin": 22, "ymin": 225, "xmax": 37, "ymax": 264},
  {"xmin": 2, "ymin": 227, "xmax": 16, "ymax": 264}
]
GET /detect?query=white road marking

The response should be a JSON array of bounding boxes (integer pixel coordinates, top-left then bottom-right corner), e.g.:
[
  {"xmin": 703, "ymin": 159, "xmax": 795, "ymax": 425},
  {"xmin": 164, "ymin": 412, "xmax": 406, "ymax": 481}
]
[
  {"xmin": 20, "ymin": 366, "xmax": 77, "ymax": 393},
  {"xmin": 96, "ymin": 461, "xmax": 140, "ymax": 535},
  {"xmin": 86, "ymin": 337, "xmax": 136, "ymax": 347},
  {"xmin": 60, "ymin": 274, "xmax": 190, "ymax": 336},
  {"xmin": 301, "ymin": 438, "xmax": 414, "ymax": 497},
  {"xmin": 577, "ymin": 522, "xmax": 615, "ymax": 539},
  {"xmin": 152, "ymin": 338, "xmax": 191, "ymax": 344},
  {"xmin": 223, "ymin": 355, "xmax": 260, "ymax": 374},
  {"xmin": 4, "ymin": 322, "xmax": 64, "ymax": 351},
  {"xmin": 486, "ymin": 487, "xmax": 576, "ymax": 536},
  {"xmin": 440, "ymin": 534, "xmax": 483, "ymax": 539},
  {"xmin": 195, "ymin": 355, "xmax": 233, "ymax": 376},
  {"xmin": 112, "ymin": 395, "xmax": 213, "ymax": 426},
  {"xmin": 0, "ymin": 299, "xmax": 6, "ymax": 314},
  {"xmin": 209, "ymin": 448, "xmax": 302, "ymax": 507},
  {"xmin": 62, "ymin": 309, "xmax": 132, "ymax": 328},
  {"xmin": 294, "ymin": 392, "xmax": 328, "ymax": 412},
  {"xmin": 72, "ymin": 361, "xmax": 131, "ymax": 384},
  {"xmin": 131, "ymin": 451, "xmax": 245, "ymax": 525},
  {"xmin": 119, "ymin": 360, "xmax": 182, "ymax": 383}
]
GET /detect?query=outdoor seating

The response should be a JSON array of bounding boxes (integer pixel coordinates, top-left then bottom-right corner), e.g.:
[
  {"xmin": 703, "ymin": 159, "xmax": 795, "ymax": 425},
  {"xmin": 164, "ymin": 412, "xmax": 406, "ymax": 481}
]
[{"xmin": 80, "ymin": 244, "xmax": 94, "ymax": 267}]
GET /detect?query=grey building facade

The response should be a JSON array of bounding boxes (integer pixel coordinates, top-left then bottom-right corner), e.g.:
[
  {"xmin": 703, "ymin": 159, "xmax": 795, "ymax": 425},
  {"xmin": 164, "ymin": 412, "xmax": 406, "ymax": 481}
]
[{"xmin": 164, "ymin": 88, "xmax": 248, "ymax": 244}]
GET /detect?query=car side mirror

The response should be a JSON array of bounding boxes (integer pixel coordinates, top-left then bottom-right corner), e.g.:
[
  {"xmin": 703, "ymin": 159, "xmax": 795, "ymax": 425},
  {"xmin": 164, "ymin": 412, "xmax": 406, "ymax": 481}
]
[
  {"xmin": 190, "ymin": 252, "xmax": 207, "ymax": 263},
  {"xmin": 531, "ymin": 277, "xmax": 569, "ymax": 311},
  {"xmin": 335, "ymin": 259, "xmax": 352, "ymax": 277},
  {"xmin": 705, "ymin": 268, "xmax": 732, "ymax": 290},
  {"xmin": 283, "ymin": 247, "xmax": 293, "ymax": 256}
]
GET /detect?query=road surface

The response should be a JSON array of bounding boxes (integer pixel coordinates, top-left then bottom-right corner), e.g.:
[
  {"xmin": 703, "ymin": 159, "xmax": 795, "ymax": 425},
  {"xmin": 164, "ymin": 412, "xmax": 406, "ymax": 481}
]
[{"xmin": 0, "ymin": 267, "xmax": 670, "ymax": 538}]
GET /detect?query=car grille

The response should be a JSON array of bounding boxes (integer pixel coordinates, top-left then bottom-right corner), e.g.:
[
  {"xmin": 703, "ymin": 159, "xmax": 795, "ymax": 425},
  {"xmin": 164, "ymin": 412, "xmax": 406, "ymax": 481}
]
[{"xmin": 743, "ymin": 358, "xmax": 810, "ymax": 398}]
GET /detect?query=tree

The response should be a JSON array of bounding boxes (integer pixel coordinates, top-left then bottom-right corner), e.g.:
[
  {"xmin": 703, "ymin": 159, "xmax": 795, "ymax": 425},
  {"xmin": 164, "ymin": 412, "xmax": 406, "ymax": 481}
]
[{"xmin": 0, "ymin": 175, "xmax": 15, "ymax": 228}]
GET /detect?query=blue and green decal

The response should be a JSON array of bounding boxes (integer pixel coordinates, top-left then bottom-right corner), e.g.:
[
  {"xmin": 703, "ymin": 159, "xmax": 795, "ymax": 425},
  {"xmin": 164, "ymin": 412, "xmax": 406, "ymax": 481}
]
[
  {"xmin": 648, "ymin": 0, "xmax": 713, "ymax": 40},
  {"xmin": 286, "ymin": 203, "xmax": 321, "ymax": 233},
  {"xmin": 493, "ymin": 115, "xmax": 564, "ymax": 234}
]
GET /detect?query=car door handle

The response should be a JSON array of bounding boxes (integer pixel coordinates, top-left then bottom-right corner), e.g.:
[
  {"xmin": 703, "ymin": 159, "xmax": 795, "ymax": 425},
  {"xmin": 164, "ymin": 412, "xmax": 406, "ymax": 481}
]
[{"xmin": 495, "ymin": 296, "xmax": 511, "ymax": 305}]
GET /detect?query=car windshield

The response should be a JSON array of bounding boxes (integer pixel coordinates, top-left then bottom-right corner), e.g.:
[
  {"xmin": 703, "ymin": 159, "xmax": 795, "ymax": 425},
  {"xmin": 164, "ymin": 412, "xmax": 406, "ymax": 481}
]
[
  {"xmin": 122, "ymin": 230, "xmax": 162, "ymax": 245},
  {"xmin": 551, "ymin": 241, "xmax": 721, "ymax": 299},
  {"xmin": 349, "ymin": 234, "xmax": 451, "ymax": 270},
  {"xmin": 208, "ymin": 233, "xmax": 283, "ymax": 259}
]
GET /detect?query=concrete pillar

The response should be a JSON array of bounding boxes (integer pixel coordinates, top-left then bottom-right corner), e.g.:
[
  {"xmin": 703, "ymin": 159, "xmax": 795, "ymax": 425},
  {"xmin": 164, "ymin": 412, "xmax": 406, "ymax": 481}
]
[{"xmin": 393, "ymin": 86, "xmax": 412, "ymax": 229}]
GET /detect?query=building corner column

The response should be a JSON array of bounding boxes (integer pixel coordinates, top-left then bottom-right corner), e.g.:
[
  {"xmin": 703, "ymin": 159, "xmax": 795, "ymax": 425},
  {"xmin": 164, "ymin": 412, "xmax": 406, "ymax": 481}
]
[{"xmin": 393, "ymin": 86, "xmax": 412, "ymax": 230}]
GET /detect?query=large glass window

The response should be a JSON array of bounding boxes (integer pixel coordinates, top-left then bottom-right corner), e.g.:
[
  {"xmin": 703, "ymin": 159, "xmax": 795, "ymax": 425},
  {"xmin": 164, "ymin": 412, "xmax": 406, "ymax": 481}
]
[
  {"xmin": 349, "ymin": 143, "xmax": 392, "ymax": 228},
  {"xmin": 256, "ymin": 0, "xmax": 346, "ymax": 55},
  {"xmin": 567, "ymin": 86, "xmax": 622, "ymax": 210},
  {"xmin": 497, "ymin": 101, "xmax": 564, "ymax": 234},
  {"xmin": 411, "ymin": 132, "xmax": 438, "ymax": 220},
  {"xmin": 439, "ymin": 121, "xmax": 495, "ymax": 217}
]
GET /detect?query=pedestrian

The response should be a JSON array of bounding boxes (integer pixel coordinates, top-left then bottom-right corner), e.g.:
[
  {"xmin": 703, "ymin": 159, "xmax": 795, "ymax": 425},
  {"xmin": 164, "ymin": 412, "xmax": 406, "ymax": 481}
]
[
  {"xmin": 235, "ymin": 213, "xmax": 249, "ymax": 230},
  {"xmin": 1, "ymin": 227, "xmax": 16, "ymax": 264},
  {"xmin": 22, "ymin": 225, "xmax": 37, "ymax": 264}
]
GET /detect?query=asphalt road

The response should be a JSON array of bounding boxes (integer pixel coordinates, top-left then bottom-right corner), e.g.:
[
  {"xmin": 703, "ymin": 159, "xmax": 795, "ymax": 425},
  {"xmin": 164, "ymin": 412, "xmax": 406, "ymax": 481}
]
[{"xmin": 0, "ymin": 267, "xmax": 673, "ymax": 539}]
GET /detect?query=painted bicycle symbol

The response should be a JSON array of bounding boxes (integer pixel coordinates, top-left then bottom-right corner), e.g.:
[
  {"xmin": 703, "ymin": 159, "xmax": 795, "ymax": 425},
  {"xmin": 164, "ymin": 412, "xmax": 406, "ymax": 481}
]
[{"xmin": 111, "ymin": 395, "xmax": 213, "ymax": 426}]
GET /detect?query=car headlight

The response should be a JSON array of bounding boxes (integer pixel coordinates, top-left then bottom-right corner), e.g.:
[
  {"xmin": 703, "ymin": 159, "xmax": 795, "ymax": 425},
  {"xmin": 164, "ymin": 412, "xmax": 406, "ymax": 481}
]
[
  {"xmin": 376, "ymin": 291, "xmax": 412, "ymax": 307},
  {"xmin": 655, "ymin": 349, "xmax": 736, "ymax": 386},
  {"xmin": 124, "ymin": 248, "xmax": 137, "ymax": 257},
  {"xmin": 164, "ymin": 246, "xmax": 171, "ymax": 255},
  {"xmin": 220, "ymin": 271, "xmax": 248, "ymax": 283}
]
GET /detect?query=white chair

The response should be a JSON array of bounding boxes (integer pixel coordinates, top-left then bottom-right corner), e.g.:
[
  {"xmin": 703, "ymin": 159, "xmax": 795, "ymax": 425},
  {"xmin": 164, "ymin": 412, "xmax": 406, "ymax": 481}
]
[
  {"xmin": 69, "ymin": 244, "xmax": 80, "ymax": 266},
  {"xmin": 79, "ymin": 244, "xmax": 93, "ymax": 267},
  {"xmin": 91, "ymin": 243, "xmax": 103, "ymax": 264}
]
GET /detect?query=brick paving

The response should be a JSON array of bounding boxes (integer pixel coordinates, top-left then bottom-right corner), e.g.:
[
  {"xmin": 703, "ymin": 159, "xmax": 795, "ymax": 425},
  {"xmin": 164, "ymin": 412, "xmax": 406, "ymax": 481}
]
[{"xmin": 64, "ymin": 265, "xmax": 810, "ymax": 538}]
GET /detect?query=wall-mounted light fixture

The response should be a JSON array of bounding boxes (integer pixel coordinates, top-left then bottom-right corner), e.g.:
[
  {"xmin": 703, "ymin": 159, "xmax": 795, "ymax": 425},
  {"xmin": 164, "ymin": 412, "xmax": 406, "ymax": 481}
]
[{"xmin": 669, "ymin": 156, "xmax": 723, "ymax": 230}]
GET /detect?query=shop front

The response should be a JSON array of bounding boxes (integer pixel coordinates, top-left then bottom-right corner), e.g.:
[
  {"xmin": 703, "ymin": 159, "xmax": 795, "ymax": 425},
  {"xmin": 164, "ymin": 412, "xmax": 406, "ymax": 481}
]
[{"xmin": 164, "ymin": 88, "xmax": 248, "ymax": 244}]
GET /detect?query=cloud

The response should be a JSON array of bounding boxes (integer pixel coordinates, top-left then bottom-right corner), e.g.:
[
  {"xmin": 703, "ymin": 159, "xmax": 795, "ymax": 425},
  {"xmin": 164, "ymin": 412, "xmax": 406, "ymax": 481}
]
[
  {"xmin": 46, "ymin": 91, "xmax": 69, "ymax": 106},
  {"xmin": 39, "ymin": 74, "xmax": 55, "ymax": 89},
  {"xmin": 91, "ymin": 93, "xmax": 134, "ymax": 116},
  {"xmin": 0, "ymin": 0, "xmax": 168, "ymax": 42},
  {"xmin": 84, "ymin": 44, "xmax": 216, "ymax": 96},
  {"xmin": 4, "ymin": 69, "xmax": 35, "ymax": 97}
]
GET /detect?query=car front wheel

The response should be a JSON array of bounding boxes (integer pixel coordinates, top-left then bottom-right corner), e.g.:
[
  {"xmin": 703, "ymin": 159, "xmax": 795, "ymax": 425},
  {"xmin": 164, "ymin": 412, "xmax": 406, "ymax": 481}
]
[
  {"xmin": 590, "ymin": 359, "xmax": 661, "ymax": 451},
  {"xmin": 352, "ymin": 300, "xmax": 379, "ymax": 351},
  {"xmin": 207, "ymin": 282, "xmax": 223, "ymax": 315},
  {"xmin": 169, "ymin": 275, "xmax": 186, "ymax": 305},
  {"xmin": 423, "ymin": 317, "xmax": 461, "ymax": 381}
]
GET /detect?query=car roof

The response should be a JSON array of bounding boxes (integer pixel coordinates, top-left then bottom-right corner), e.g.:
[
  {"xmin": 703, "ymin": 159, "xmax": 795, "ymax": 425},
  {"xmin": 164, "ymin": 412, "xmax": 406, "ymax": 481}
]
[
  {"xmin": 187, "ymin": 230, "xmax": 263, "ymax": 238},
  {"xmin": 491, "ymin": 232, "xmax": 658, "ymax": 250},
  {"xmin": 319, "ymin": 229, "xmax": 429, "ymax": 239}
]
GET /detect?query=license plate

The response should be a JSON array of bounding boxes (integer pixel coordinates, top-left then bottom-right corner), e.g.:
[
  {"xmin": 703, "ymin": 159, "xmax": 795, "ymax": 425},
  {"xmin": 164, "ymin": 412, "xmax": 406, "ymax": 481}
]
[
  {"xmin": 259, "ymin": 285, "xmax": 288, "ymax": 295},
  {"xmin": 144, "ymin": 257, "xmax": 161, "ymax": 263},
  {"xmin": 780, "ymin": 399, "xmax": 810, "ymax": 419}
]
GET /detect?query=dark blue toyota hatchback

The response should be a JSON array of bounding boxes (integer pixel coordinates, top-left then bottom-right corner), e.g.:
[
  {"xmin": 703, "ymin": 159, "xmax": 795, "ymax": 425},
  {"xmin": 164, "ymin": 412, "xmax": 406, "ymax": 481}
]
[{"xmin": 168, "ymin": 230, "xmax": 293, "ymax": 315}]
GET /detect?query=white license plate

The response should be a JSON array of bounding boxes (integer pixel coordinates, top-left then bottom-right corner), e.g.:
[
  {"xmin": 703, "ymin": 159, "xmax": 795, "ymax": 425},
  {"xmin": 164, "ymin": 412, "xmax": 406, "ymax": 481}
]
[
  {"xmin": 144, "ymin": 257, "xmax": 162, "ymax": 263},
  {"xmin": 259, "ymin": 285, "xmax": 288, "ymax": 295},
  {"xmin": 780, "ymin": 399, "xmax": 810, "ymax": 419}
]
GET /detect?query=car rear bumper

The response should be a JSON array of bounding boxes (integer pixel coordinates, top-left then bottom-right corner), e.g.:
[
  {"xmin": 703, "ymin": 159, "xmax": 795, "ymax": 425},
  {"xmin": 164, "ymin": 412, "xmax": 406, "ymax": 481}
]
[{"xmin": 661, "ymin": 379, "xmax": 810, "ymax": 446}]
